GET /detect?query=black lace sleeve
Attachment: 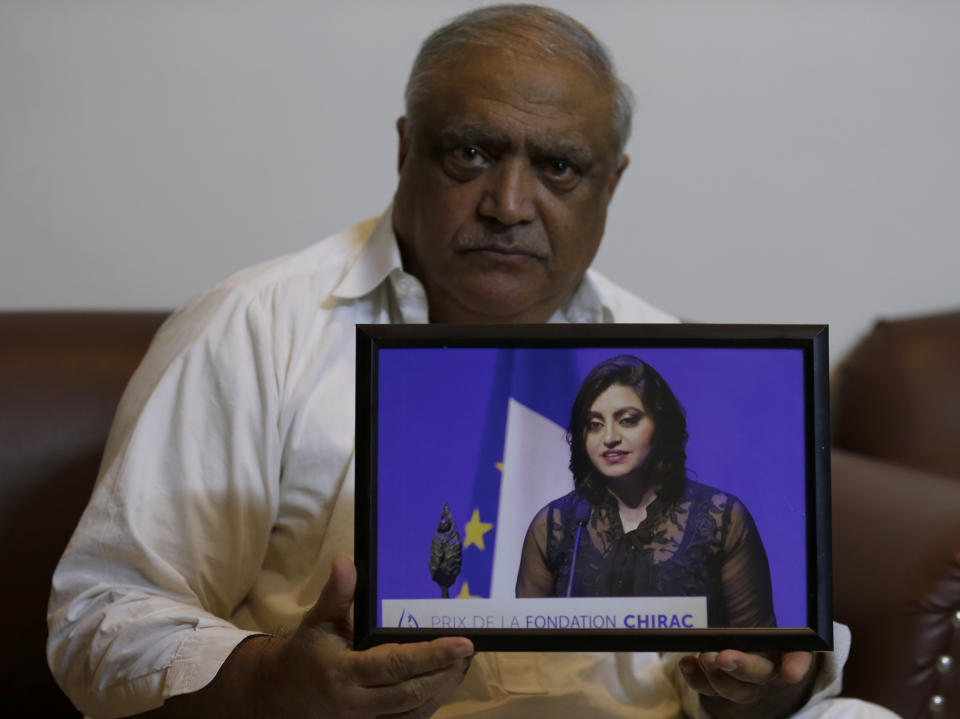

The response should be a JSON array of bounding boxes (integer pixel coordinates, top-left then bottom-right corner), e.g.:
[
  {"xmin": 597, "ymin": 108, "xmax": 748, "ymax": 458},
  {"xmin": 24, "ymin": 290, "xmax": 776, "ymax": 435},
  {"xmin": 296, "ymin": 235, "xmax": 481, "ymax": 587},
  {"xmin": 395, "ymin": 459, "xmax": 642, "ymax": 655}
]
[
  {"xmin": 716, "ymin": 498, "xmax": 777, "ymax": 627},
  {"xmin": 515, "ymin": 505, "xmax": 556, "ymax": 597}
]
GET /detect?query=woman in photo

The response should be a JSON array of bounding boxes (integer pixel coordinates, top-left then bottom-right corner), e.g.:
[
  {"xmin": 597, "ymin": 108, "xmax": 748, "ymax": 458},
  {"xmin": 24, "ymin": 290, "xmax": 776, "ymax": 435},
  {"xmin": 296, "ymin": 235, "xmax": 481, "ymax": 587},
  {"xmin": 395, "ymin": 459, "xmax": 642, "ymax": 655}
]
[{"xmin": 515, "ymin": 354, "xmax": 776, "ymax": 628}]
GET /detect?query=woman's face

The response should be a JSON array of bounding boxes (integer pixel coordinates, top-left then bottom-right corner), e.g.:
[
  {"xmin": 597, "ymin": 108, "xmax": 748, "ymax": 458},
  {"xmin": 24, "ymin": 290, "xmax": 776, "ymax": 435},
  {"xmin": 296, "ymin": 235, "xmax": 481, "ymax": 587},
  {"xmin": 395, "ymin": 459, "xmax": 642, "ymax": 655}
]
[{"xmin": 584, "ymin": 383, "xmax": 656, "ymax": 480}]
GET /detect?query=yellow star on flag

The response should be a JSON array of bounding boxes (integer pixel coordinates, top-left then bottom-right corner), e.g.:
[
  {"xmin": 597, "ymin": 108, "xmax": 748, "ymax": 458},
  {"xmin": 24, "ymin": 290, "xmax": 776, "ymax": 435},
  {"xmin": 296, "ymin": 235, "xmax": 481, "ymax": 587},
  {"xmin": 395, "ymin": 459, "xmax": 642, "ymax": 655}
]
[
  {"xmin": 463, "ymin": 508, "xmax": 493, "ymax": 551},
  {"xmin": 456, "ymin": 581, "xmax": 481, "ymax": 599}
]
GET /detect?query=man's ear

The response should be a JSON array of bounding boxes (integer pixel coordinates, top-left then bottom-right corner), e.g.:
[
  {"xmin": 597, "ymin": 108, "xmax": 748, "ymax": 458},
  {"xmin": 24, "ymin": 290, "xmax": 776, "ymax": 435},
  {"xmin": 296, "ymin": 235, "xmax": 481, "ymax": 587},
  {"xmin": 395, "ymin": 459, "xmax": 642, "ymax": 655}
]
[
  {"xmin": 607, "ymin": 154, "xmax": 630, "ymax": 197},
  {"xmin": 396, "ymin": 116, "xmax": 409, "ymax": 174}
]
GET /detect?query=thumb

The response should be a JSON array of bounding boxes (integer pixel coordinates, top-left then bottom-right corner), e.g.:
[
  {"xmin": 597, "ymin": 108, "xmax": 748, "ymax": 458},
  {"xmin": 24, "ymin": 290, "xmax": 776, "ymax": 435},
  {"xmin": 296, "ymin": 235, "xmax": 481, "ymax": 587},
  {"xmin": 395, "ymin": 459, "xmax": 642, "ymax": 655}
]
[{"xmin": 302, "ymin": 555, "xmax": 357, "ymax": 633}]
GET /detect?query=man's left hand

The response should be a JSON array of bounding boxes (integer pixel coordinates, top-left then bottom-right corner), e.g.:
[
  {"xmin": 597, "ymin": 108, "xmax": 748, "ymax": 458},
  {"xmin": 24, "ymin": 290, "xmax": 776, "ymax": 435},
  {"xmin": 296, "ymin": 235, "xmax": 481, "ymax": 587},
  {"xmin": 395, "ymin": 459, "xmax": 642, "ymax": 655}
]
[{"xmin": 679, "ymin": 651, "xmax": 816, "ymax": 717}]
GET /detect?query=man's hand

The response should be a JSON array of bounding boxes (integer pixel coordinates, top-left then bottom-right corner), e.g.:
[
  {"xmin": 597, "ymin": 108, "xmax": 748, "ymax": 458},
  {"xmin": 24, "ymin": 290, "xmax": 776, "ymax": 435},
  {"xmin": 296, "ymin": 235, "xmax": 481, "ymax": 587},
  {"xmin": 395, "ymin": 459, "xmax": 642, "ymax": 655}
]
[
  {"xmin": 678, "ymin": 650, "xmax": 818, "ymax": 719},
  {"xmin": 265, "ymin": 555, "xmax": 474, "ymax": 718},
  {"xmin": 150, "ymin": 556, "xmax": 474, "ymax": 719}
]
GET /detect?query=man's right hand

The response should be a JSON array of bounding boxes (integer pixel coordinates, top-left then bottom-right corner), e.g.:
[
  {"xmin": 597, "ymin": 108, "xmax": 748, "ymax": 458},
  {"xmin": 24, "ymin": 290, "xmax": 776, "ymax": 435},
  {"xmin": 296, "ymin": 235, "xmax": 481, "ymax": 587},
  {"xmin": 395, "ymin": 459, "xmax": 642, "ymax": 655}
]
[{"xmin": 145, "ymin": 556, "xmax": 475, "ymax": 719}]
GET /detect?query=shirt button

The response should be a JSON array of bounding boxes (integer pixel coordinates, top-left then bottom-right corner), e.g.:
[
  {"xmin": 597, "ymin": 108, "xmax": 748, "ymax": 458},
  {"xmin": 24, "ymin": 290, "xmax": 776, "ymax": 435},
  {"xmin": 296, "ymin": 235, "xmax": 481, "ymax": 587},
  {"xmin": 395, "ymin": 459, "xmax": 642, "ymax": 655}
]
[{"xmin": 396, "ymin": 279, "xmax": 411, "ymax": 296}]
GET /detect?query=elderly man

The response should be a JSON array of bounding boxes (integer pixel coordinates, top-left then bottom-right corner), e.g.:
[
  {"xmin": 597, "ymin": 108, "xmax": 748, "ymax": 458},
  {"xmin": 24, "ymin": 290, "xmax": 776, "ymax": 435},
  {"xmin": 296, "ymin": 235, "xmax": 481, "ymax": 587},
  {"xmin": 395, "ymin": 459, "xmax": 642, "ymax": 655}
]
[{"xmin": 48, "ymin": 6, "xmax": 894, "ymax": 719}]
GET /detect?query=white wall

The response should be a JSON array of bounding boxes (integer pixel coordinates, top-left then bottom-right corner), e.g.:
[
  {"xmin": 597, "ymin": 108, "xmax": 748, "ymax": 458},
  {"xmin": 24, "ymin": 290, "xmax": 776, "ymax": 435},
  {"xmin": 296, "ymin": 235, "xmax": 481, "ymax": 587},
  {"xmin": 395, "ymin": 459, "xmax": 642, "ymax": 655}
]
[{"xmin": 2, "ymin": 0, "xmax": 957, "ymax": 363}]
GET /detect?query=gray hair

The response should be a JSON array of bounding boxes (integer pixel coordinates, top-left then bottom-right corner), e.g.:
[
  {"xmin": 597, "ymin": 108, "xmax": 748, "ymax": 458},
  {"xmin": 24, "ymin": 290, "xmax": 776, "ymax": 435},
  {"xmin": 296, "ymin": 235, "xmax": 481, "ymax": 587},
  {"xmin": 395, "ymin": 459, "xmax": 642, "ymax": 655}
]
[{"xmin": 404, "ymin": 4, "xmax": 634, "ymax": 158}]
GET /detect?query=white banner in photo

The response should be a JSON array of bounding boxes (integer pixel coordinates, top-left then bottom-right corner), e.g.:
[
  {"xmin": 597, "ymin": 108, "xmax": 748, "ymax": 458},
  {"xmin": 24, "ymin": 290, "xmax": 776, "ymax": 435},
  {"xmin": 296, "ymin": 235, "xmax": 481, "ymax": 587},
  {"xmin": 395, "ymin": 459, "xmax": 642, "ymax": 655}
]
[{"xmin": 382, "ymin": 596, "xmax": 708, "ymax": 630}]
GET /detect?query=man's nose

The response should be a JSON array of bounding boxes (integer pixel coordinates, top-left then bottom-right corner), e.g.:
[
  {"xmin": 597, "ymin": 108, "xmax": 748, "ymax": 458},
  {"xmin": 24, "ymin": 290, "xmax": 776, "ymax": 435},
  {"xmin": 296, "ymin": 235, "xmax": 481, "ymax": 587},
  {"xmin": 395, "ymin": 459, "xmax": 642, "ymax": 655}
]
[{"xmin": 477, "ymin": 157, "xmax": 537, "ymax": 226}]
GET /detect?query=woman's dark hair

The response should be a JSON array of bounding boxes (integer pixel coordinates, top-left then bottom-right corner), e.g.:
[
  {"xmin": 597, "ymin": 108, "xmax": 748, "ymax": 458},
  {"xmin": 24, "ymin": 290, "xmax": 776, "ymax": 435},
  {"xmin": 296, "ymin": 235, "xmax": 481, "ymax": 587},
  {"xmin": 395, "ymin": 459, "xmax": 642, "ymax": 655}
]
[{"xmin": 567, "ymin": 355, "xmax": 688, "ymax": 501}]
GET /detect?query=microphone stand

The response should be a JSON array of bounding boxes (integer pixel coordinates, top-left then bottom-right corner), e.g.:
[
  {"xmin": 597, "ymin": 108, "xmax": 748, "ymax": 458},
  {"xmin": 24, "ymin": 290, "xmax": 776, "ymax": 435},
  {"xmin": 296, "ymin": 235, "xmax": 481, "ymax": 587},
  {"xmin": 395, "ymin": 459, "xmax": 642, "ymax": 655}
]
[{"xmin": 565, "ymin": 501, "xmax": 591, "ymax": 597}]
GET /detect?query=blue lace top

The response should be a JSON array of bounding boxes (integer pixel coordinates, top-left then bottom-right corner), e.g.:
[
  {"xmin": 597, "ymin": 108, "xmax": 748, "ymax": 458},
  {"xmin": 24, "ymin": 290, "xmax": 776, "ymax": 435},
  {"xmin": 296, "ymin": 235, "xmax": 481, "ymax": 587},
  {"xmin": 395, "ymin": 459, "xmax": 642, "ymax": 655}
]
[{"xmin": 515, "ymin": 479, "xmax": 776, "ymax": 628}]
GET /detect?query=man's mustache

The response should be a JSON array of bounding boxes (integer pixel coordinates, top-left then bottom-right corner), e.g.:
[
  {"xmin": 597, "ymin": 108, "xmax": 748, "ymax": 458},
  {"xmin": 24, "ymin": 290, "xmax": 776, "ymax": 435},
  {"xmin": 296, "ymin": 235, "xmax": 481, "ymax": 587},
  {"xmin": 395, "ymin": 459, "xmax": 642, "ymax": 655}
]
[{"xmin": 453, "ymin": 227, "xmax": 551, "ymax": 260}]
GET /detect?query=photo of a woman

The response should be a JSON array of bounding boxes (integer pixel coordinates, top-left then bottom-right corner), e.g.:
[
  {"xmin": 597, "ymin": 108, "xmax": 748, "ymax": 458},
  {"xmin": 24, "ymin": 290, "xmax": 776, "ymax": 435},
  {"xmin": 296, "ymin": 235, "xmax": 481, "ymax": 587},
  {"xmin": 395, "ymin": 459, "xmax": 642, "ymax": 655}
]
[{"xmin": 515, "ymin": 354, "xmax": 776, "ymax": 628}]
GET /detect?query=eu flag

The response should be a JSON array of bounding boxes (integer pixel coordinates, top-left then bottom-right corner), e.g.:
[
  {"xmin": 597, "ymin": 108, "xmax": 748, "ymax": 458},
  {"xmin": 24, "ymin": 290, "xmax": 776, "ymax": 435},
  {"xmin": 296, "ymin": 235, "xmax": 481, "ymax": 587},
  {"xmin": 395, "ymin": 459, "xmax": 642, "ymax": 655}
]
[{"xmin": 375, "ymin": 347, "xmax": 580, "ymax": 603}]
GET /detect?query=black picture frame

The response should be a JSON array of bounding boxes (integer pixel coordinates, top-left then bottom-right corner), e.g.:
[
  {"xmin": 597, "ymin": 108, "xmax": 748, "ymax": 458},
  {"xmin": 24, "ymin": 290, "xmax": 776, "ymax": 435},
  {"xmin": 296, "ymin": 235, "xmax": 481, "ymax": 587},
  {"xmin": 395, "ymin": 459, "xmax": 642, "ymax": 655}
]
[{"xmin": 355, "ymin": 323, "xmax": 832, "ymax": 652}]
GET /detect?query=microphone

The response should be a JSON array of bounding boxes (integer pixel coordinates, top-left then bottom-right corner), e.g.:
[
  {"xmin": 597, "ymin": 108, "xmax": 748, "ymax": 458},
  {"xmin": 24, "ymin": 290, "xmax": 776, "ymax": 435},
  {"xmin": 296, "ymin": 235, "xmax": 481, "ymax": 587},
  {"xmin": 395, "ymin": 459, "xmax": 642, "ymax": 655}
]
[{"xmin": 565, "ymin": 501, "xmax": 592, "ymax": 597}]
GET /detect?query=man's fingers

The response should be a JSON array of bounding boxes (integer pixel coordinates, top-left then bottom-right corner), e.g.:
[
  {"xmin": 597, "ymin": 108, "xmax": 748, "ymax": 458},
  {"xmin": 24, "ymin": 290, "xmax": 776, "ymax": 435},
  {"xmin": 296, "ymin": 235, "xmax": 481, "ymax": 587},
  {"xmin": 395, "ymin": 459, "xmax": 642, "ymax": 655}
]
[
  {"xmin": 302, "ymin": 555, "xmax": 357, "ymax": 630},
  {"xmin": 679, "ymin": 650, "xmax": 817, "ymax": 705},
  {"xmin": 678, "ymin": 655, "xmax": 718, "ymax": 696},
  {"xmin": 780, "ymin": 651, "xmax": 815, "ymax": 683},
  {"xmin": 365, "ymin": 657, "xmax": 472, "ymax": 715},
  {"xmin": 708, "ymin": 650, "xmax": 778, "ymax": 683},
  {"xmin": 680, "ymin": 653, "xmax": 763, "ymax": 703},
  {"xmin": 708, "ymin": 650, "xmax": 813, "ymax": 685},
  {"xmin": 346, "ymin": 638, "xmax": 474, "ymax": 687}
]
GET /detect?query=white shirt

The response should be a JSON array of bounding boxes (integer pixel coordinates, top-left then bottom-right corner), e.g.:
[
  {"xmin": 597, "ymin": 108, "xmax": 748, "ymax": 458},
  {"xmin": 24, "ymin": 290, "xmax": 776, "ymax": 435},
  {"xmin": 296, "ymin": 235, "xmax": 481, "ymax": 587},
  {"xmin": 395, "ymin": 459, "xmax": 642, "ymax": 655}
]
[{"xmin": 47, "ymin": 210, "xmax": 846, "ymax": 719}]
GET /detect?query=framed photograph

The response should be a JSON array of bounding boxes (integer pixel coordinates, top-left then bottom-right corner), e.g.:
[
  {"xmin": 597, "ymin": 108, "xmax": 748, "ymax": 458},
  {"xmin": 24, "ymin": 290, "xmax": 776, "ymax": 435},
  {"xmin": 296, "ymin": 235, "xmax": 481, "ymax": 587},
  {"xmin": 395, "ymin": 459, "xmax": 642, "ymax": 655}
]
[{"xmin": 354, "ymin": 324, "xmax": 832, "ymax": 652}]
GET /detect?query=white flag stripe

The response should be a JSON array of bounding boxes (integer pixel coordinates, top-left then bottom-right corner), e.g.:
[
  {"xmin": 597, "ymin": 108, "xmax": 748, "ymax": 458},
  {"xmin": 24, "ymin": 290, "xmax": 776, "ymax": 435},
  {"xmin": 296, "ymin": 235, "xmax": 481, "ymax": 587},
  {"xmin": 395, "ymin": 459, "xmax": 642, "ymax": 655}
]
[{"xmin": 490, "ymin": 399, "xmax": 572, "ymax": 598}]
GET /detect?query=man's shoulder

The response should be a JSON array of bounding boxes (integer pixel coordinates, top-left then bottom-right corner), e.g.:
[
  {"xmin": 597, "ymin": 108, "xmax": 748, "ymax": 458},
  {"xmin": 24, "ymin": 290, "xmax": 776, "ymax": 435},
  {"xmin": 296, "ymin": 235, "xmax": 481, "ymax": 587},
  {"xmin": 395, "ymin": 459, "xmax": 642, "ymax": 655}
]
[
  {"xmin": 216, "ymin": 215, "xmax": 381, "ymax": 299},
  {"xmin": 153, "ymin": 215, "xmax": 383, "ymax": 355},
  {"xmin": 584, "ymin": 268, "xmax": 679, "ymax": 324}
]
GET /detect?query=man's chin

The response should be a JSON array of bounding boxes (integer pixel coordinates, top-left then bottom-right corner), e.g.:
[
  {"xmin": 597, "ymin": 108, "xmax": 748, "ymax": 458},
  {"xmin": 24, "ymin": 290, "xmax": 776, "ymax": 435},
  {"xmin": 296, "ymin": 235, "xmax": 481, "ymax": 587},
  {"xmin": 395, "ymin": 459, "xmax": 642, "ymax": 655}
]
[{"xmin": 429, "ymin": 280, "xmax": 564, "ymax": 324}]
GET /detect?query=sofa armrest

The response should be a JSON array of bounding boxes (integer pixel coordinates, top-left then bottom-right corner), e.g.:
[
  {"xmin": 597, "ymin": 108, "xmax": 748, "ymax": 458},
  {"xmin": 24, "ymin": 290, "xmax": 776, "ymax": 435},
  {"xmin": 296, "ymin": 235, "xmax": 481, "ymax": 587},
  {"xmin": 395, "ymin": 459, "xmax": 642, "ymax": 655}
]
[
  {"xmin": 0, "ymin": 311, "xmax": 169, "ymax": 717},
  {"xmin": 831, "ymin": 448, "xmax": 960, "ymax": 717}
]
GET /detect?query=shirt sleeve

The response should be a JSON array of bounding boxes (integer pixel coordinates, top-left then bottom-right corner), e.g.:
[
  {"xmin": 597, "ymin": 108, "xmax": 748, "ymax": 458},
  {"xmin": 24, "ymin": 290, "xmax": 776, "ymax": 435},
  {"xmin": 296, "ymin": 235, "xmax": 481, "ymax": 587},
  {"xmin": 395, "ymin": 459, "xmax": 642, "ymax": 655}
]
[{"xmin": 47, "ymin": 286, "xmax": 284, "ymax": 718}]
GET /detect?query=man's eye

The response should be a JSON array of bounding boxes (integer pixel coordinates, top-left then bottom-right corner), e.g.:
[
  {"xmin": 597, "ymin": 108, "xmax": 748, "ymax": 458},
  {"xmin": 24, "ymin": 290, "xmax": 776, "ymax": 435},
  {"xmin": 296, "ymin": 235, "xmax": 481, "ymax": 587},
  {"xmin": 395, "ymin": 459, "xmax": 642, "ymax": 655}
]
[
  {"xmin": 539, "ymin": 159, "xmax": 580, "ymax": 191},
  {"xmin": 442, "ymin": 146, "xmax": 489, "ymax": 181},
  {"xmin": 454, "ymin": 146, "xmax": 486, "ymax": 166}
]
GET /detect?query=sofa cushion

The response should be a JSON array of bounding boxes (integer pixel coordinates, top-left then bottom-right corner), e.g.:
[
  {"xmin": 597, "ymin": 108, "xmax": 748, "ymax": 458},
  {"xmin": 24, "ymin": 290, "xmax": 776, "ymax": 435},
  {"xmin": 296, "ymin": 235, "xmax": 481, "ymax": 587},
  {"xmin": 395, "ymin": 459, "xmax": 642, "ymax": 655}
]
[{"xmin": 833, "ymin": 309, "xmax": 960, "ymax": 479}]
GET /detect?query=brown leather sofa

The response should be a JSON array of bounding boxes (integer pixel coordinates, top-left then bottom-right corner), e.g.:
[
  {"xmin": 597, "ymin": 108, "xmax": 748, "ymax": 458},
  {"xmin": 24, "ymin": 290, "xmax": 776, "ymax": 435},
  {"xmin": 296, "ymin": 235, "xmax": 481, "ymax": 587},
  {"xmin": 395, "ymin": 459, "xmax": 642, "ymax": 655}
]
[
  {"xmin": 832, "ymin": 310, "xmax": 960, "ymax": 717},
  {"xmin": 2, "ymin": 310, "xmax": 959, "ymax": 718}
]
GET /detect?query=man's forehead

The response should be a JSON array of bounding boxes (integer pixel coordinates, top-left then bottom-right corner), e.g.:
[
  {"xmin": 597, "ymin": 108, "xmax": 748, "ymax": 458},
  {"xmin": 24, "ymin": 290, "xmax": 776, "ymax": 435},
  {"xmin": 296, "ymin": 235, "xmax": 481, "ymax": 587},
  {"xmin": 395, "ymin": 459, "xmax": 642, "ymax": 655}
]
[
  {"xmin": 429, "ymin": 45, "xmax": 600, "ymax": 98},
  {"xmin": 416, "ymin": 48, "xmax": 618, "ymax": 156}
]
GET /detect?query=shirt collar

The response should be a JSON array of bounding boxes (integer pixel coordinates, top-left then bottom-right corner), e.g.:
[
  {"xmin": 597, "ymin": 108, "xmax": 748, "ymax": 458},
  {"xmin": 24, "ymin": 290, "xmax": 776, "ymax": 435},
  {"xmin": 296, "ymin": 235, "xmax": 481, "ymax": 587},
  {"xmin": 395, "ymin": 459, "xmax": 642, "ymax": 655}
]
[
  {"xmin": 331, "ymin": 203, "xmax": 608, "ymax": 324},
  {"xmin": 550, "ymin": 270, "xmax": 606, "ymax": 324},
  {"xmin": 331, "ymin": 207, "xmax": 403, "ymax": 300}
]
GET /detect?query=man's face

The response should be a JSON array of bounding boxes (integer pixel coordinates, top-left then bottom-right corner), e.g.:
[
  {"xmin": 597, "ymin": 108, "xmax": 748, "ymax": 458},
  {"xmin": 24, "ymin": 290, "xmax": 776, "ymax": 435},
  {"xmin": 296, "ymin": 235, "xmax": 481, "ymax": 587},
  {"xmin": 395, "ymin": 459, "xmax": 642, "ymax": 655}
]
[{"xmin": 392, "ymin": 48, "xmax": 629, "ymax": 323}]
